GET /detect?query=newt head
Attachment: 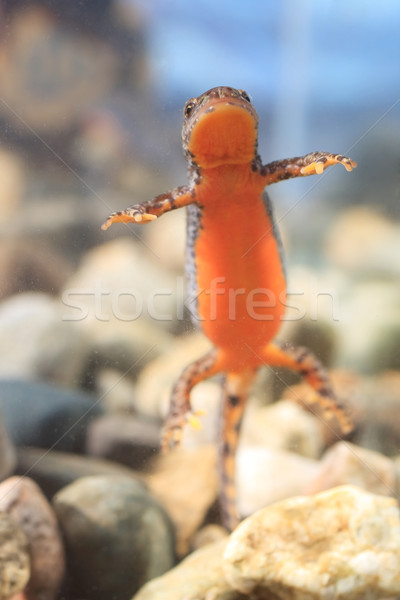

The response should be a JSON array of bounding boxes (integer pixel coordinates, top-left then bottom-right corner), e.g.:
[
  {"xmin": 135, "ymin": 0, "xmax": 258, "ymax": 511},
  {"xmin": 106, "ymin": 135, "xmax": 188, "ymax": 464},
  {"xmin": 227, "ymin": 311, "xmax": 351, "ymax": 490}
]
[{"xmin": 182, "ymin": 86, "xmax": 259, "ymax": 169}]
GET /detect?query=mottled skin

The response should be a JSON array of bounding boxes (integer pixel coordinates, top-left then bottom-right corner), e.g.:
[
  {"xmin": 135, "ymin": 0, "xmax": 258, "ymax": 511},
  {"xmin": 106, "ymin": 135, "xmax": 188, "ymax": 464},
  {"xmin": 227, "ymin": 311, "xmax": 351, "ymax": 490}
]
[{"xmin": 103, "ymin": 86, "xmax": 356, "ymax": 531}]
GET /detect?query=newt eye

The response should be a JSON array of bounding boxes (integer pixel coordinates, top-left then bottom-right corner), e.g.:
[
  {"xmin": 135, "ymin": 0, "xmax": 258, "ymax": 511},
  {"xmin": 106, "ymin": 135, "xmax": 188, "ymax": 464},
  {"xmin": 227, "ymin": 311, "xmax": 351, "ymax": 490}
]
[
  {"xmin": 184, "ymin": 101, "xmax": 196, "ymax": 118},
  {"xmin": 238, "ymin": 89, "xmax": 251, "ymax": 103}
]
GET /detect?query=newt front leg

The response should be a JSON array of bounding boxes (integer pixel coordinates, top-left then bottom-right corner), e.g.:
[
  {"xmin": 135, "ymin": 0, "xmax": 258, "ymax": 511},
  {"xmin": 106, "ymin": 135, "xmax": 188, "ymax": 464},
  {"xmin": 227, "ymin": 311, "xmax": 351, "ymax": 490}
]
[
  {"xmin": 102, "ymin": 185, "xmax": 195, "ymax": 230},
  {"xmin": 259, "ymin": 151, "xmax": 357, "ymax": 185}
]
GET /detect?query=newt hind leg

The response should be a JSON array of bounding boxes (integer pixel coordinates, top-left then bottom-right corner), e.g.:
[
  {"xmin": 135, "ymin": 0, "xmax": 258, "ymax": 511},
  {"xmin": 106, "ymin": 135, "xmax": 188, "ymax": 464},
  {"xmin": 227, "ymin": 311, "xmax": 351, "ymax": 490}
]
[
  {"xmin": 161, "ymin": 348, "xmax": 221, "ymax": 452},
  {"xmin": 219, "ymin": 370, "xmax": 257, "ymax": 531},
  {"xmin": 261, "ymin": 341, "xmax": 353, "ymax": 435}
]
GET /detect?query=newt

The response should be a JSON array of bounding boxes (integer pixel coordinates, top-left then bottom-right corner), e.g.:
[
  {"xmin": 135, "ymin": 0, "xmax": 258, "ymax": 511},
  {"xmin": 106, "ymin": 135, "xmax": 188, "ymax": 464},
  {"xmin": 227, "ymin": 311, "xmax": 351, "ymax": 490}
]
[{"xmin": 102, "ymin": 86, "xmax": 356, "ymax": 531}]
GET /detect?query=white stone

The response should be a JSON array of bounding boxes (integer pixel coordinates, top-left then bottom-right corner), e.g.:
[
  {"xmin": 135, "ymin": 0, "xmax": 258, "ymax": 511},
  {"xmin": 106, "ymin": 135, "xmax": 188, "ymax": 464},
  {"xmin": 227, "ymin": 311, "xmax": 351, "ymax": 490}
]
[{"xmin": 224, "ymin": 485, "xmax": 400, "ymax": 600}]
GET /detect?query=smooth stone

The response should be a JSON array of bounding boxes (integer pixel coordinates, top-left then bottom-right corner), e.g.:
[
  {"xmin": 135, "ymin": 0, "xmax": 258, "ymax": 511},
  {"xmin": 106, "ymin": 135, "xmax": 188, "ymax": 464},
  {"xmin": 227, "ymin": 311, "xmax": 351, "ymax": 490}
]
[
  {"xmin": 356, "ymin": 371, "xmax": 400, "ymax": 455},
  {"xmin": 0, "ymin": 148, "xmax": 24, "ymax": 223},
  {"xmin": 85, "ymin": 413, "xmax": 161, "ymax": 469},
  {"xmin": 81, "ymin": 312, "xmax": 173, "ymax": 376},
  {"xmin": 224, "ymin": 485, "xmax": 400, "ymax": 599},
  {"xmin": 142, "ymin": 207, "xmax": 186, "ymax": 272},
  {"xmin": 0, "ymin": 293, "xmax": 90, "ymax": 384},
  {"xmin": 134, "ymin": 333, "xmax": 212, "ymax": 420},
  {"xmin": 0, "ymin": 413, "xmax": 16, "ymax": 482},
  {"xmin": 132, "ymin": 540, "xmax": 250, "ymax": 600},
  {"xmin": 304, "ymin": 441, "xmax": 396, "ymax": 497},
  {"xmin": 16, "ymin": 447, "xmax": 147, "ymax": 499},
  {"xmin": 95, "ymin": 368, "xmax": 138, "ymax": 414},
  {"xmin": 324, "ymin": 206, "xmax": 400, "ymax": 276},
  {"xmin": 0, "ymin": 239, "xmax": 71, "ymax": 302},
  {"xmin": 63, "ymin": 237, "xmax": 179, "ymax": 331},
  {"xmin": 240, "ymin": 399, "xmax": 324, "ymax": 459},
  {"xmin": 236, "ymin": 446, "xmax": 319, "ymax": 517},
  {"xmin": 0, "ymin": 511, "xmax": 30, "ymax": 599},
  {"xmin": 144, "ymin": 446, "xmax": 218, "ymax": 556},
  {"xmin": 53, "ymin": 474, "xmax": 175, "ymax": 600},
  {"xmin": 0, "ymin": 379, "xmax": 102, "ymax": 452},
  {"xmin": 0, "ymin": 477, "xmax": 65, "ymax": 600}
]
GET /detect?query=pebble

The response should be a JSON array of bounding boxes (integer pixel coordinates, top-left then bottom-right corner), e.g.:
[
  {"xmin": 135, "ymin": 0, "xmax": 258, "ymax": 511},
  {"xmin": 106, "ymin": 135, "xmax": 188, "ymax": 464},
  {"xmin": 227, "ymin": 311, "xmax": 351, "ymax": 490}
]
[
  {"xmin": 0, "ymin": 292, "xmax": 90, "ymax": 384},
  {"xmin": 0, "ymin": 511, "xmax": 30, "ymax": 600},
  {"xmin": 236, "ymin": 446, "xmax": 319, "ymax": 517},
  {"xmin": 0, "ymin": 477, "xmax": 65, "ymax": 600},
  {"xmin": 63, "ymin": 237, "xmax": 179, "ymax": 331},
  {"xmin": 224, "ymin": 485, "xmax": 400, "ymax": 599},
  {"xmin": 324, "ymin": 206, "xmax": 400, "ymax": 276},
  {"xmin": 134, "ymin": 332, "xmax": 212, "ymax": 420},
  {"xmin": 0, "ymin": 147, "xmax": 24, "ymax": 223},
  {"xmin": 16, "ymin": 447, "xmax": 147, "ymax": 499},
  {"xmin": 88, "ymin": 315, "xmax": 173, "ymax": 377},
  {"xmin": 0, "ymin": 239, "xmax": 71, "ymax": 302},
  {"xmin": 240, "ymin": 399, "xmax": 324, "ymax": 459},
  {"xmin": 85, "ymin": 413, "xmax": 161, "ymax": 469},
  {"xmin": 144, "ymin": 446, "xmax": 218, "ymax": 556},
  {"xmin": 304, "ymin": 440, "xmax": 396, "ymax": 497},
  {"xmin": 0, "ymin": 413, "xmax": 16, "ymax": 482},
  {"xmin": 0, "ymin": 378, "xmax": 102, "ymax": 452},
  {"xmin": 95, "ymin": 367, "xmax": 138, "ymax": 414},
  {"xmin": 53, "ymin": 474, "xmax": 175, "ymax": 600},
  {"xmin": 132, "ymin": 539, "xmax": 248, "ymax": 600}
]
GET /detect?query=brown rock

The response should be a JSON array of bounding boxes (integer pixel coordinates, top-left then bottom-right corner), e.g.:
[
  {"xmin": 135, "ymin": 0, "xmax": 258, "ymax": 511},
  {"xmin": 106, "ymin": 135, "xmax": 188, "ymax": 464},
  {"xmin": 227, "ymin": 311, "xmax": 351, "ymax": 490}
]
[
  {"xmin": 0, "ymin": 511, "xmax": 30, "ymax": 600},
  {"xmin": 0, "ymin": 239, "xmax": 71, "ymax": 301},
  {"xmin": 144, "ymin": 445, "xmax": 218, "ymax": 556},
  {"xmin": 0, "ymin": 477, "xmax": 65, "ymax": 600}
]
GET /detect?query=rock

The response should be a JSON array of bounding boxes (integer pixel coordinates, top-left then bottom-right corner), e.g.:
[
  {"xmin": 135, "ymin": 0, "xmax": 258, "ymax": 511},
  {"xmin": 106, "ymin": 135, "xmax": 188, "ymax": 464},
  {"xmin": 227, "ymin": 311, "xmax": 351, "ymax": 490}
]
[
  {"xmin": 144, "ymin": 446, "xmax": 218, "ymax": 556},
  {"xmin": 0, "ymin": 379, "xmax": 102, "ymax": 452},
  {"xmin": 0, "ymin": 239, "xmax": 71, "ymax": 302},
  {"xmin": 85, "ymin": 315, "xmax": 173, "ymax": 376},
  {"xmin": 236, "ymin": 446, "xmax": 319, "ymax": 518},
  {"xmin": 324, "ymin": 206, "xmax": 400, "ymax": 276},
  {"xmin": 0, "ymin": 477, "xmax": 65, "ymax": 600},
  {"xmin": 0, "ymin": 147, "xmax": 24, "ymax": 223},
  {"xmin": 336, "ymin": 278, "xmax": 400, "ymax": 372},
  {"xmin": 0, "ymin": 414, "xmax": 16, "ymax": 482},
  {"xmin": 304, "ymin": 441, "xmax": 396, "ymax": 497},
  {"xmin": 282, "ymin": 369, "xmax": 361, "ymax": 448},
  {"xmin": 356, "ymin": 370, "xmax": 400, "ymax": 456},
  {"xmin": 132, "ymin": 539, "xmax": 249, "ymax": 600},
  {"xmin": 16, "ymin": 447, "xmax": 147, "ymax": 499},
  {"xmin": 85, "ymin": 413, "xmax": 161, "ymax": 470},
  {"xmin": 63, "ymin": 237, "xmax": 179, "ymax": 331},
  {"xmin": 0, "ymin": 511, "xmax": 30, "ymax": 600},
  {"xmin": 0, "ymin": 4, "xmax": 119, "ymax": 134},
  {"xmin": 0, "ymin": 293, "xmax": 90, "ymax": 384},
  {"xmin": 134, "ymin": 332, "xmax": 212, "ymax": 420},
  {"xmin": 53, "ymin": 474, "xmax": 174, "ymax": 600},
  {"xmin": 95, "ymin": 368, "xmax": 138, "ymax": 413},
  {"xmin": 224, "ymin": 485, "xmax": 400, "ymax": 599},
  {"xmin": 190, "ymin": 524, "xmax": 228, "ymax": 552},
  {"xmin": 142, "ymin": 208, "xmax": 186, "ymax": 273},
  {"xmin": 240, "ymin": 399, "xmax": 324, "ymax": 459}
]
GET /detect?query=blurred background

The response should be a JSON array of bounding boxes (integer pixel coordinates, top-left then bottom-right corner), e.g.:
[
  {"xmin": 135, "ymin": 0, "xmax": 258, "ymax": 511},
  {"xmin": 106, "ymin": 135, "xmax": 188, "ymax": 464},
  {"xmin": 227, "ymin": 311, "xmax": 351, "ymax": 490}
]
[{"xmin": 0, "ymin": 0, "xmax": 399, "ymax": 379}]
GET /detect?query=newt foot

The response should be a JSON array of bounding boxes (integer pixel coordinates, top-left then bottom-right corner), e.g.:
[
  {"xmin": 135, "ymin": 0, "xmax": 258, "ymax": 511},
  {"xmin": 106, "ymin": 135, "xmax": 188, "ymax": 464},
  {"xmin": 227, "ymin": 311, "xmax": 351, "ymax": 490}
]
[
  {"xmin": 101, "ymin": 209, "xmax": 157, "ymax": 230},
  {"xmin": 301, "ymin": 154, "xmax": 357, "ymax": 176},
  {"xmin": 161, "ymin": 410, "xmax": 205, "ymax": 452}
]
